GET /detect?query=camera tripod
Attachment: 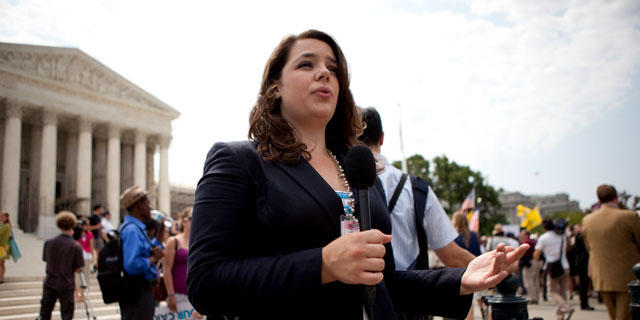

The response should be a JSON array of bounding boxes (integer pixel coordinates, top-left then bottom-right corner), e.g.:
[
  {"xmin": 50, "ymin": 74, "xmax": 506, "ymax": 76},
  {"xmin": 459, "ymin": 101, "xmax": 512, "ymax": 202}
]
[{"xmin": 79, "ymin": 271, "xmax": 97, "ymax": 320}]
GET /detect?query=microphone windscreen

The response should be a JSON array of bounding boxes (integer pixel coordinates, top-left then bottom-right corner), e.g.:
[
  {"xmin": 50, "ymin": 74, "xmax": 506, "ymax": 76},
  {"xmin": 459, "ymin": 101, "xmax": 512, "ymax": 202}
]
[{"xmin": 345, "ymin": 146, "xmax": 377, "ymax": 188}]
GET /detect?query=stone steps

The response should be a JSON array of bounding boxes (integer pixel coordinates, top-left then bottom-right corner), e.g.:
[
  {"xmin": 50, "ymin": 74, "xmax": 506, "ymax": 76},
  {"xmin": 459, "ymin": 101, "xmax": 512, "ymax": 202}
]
[{"xmin": 0, "ymin": 274, "xmax": 120, "ymax": 319}]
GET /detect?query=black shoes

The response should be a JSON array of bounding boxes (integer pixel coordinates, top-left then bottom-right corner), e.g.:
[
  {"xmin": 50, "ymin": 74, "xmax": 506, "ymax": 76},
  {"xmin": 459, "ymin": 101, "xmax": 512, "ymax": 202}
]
[{"xmin": 581, "ymin": 306, "xmax": 595, "ymax": 311}]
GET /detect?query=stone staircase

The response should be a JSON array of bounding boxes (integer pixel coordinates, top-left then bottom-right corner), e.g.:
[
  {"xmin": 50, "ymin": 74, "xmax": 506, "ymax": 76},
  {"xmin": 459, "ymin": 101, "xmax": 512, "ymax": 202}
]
[{"xmin": 0, "ymin": 274, "xmax": 121, "ymax": 320}]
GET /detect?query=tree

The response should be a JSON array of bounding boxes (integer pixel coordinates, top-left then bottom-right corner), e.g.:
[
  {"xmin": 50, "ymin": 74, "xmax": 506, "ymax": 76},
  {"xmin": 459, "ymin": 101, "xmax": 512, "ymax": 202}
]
[
  {"xmin": 546, "ymin": 210, "xmax": 585, "ymax": 227},
  {"xmin": 393, "ymin": 154, "xmax": 504, "ymax": 235},
  {"xmin": 391, "ymin": 154, "xmax": 430, "ymax": 181},
  {"xmin": 619, "ymin": 191, "xmax": 640, "ymax": 210}
]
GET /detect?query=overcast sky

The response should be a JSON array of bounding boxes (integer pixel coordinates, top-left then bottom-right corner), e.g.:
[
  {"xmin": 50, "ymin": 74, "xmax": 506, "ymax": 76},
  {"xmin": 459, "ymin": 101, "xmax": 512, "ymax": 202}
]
[{"xmin": 2, "ymin": 0, "xmax": 639, "ymax": 210}]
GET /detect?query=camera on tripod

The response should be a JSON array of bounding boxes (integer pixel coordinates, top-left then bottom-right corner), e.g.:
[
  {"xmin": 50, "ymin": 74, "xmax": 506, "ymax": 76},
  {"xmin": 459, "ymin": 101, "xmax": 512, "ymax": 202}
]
[{"xmin": 73, "ymin": 217, "xmax": 89, "ymax": 241}]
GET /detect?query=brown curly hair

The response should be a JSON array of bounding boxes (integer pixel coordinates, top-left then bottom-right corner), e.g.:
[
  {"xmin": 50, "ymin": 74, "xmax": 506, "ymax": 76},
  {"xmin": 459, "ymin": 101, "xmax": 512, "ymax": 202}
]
[{"xmin": 248, "ymin": 30, "xmax": 362, "ymax": 163}]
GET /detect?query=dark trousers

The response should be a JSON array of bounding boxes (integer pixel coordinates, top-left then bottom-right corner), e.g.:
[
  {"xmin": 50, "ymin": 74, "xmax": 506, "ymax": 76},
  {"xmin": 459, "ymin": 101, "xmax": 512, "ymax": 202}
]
[
  {"xmin": 578, "ymin": 268, "xmax": 590, "ymax": 308},
  {"xmin": 39, "ymin": 285, "xmax": 75, "ymax": 320},
  {"xmin": 119, "ymin": 284, "xmax": 155, "ymax": 320}
]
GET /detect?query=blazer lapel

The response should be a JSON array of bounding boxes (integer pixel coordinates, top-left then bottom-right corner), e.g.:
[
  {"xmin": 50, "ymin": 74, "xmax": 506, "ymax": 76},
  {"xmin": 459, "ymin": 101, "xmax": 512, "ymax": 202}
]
[{"xmin": 273, "ymin": 156, "xmax": 345, "ymax": 230}]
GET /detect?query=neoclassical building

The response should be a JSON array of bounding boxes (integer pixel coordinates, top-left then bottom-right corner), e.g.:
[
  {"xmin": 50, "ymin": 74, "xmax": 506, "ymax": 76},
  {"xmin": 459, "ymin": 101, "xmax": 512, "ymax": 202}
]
[{"xmin": 0, "ymin": 42, "xmax": 180, "ymax": 233}]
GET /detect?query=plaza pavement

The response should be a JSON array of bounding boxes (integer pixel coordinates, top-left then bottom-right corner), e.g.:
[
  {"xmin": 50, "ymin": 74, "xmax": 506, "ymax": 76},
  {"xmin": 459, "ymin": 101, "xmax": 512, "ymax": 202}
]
[
  {"xmin": 6, "ymin": 230, "xmax": 614, "ymax": 320},
  {"xmin": 4, "ymin": 228, "xmax": 47, "ymax": 279}
]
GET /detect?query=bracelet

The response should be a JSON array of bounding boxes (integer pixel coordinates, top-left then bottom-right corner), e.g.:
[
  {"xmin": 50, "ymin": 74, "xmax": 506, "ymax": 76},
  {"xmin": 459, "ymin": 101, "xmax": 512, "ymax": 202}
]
[{"xmin": 168, "ymin": 294, "xmax": 176, "ymax": 297}]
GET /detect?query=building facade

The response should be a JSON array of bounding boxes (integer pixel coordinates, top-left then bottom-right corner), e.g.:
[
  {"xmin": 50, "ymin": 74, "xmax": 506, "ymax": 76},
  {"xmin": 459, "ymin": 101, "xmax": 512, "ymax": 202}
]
[
  {"xmin": 0, "ymin": 42, "xmax": 179, "ymax": 233},
  {"xmin": 170, "ymin": 184, "xmax": 196, "ymax": 219},
  {"xmin": 498, "ymin": 191, "xmax": 580, "ymax": 224}
]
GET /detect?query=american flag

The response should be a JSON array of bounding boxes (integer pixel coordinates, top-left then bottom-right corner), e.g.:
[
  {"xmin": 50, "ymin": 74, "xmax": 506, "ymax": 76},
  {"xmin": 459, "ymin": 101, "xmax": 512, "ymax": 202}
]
[{"xmin": 460, "ymin": 190, "xmax": 475, "ymax": 212}]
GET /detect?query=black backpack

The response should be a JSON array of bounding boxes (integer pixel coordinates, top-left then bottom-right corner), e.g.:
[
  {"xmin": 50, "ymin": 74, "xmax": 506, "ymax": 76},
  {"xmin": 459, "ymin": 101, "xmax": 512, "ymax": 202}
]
[
  {"xmin": 375, "ymin": 174, "xmax": 430, "ymax": 270},
  {"xmin": 97, "ymin": 222, "xmax": 146, "ymax": 304}
]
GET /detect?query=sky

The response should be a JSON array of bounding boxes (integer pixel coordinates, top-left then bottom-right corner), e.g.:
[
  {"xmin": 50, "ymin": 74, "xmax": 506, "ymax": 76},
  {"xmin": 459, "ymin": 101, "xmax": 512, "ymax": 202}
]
[{"xmin": 1, "ymin": 0, "xmax": 639, "ymax": 210}]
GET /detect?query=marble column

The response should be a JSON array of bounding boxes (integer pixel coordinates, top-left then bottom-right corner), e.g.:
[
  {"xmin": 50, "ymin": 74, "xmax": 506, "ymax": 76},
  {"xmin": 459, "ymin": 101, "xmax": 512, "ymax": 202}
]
[
  {"xmin": 39, "ymin": 111, "xmax": 58, "ymax": 215},
  {"xmin": 92, "ymin": 136, "xmax": 107, "ymax": 207},
  {"xmin": 28, "ymin": 124, "xmax": 42, "ymax": 229},
  {"xmin": 1, "ymin": 103, "xmax": 22, "ymax": 224},
  {"xmin": 106, "ymin": 125, "xmax": 121, "ymax": 226},
  {"xmin": 76, "ymin": 118, "xmax": 93, "ymax": 216},
  {"xmin": 146, "ymin": 143, "xmax": 156, "ymax": 208},
  {"xmin": 64, "ymin": 131, "xmax": 78, "ymax": 199},
  {"xmin": 134, "ymin": 130, "xmax": 146, "ymax": 190},
  {"xmin": 158, "ymin": 136, "xmax": 171, "ymax": 214}
]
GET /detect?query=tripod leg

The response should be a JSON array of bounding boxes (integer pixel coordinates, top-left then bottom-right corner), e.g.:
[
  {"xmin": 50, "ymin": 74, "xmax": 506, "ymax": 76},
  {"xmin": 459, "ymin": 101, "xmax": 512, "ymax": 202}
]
[{"xmin": 80, "ymin": 272, "xmax": 97, "ymax": 319}]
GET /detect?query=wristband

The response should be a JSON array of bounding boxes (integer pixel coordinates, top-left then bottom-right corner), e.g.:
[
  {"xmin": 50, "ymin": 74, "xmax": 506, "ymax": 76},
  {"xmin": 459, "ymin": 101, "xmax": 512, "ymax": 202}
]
[{"xmin": 168, "ymin": 293, "xmax": 176, "ymax": 297}]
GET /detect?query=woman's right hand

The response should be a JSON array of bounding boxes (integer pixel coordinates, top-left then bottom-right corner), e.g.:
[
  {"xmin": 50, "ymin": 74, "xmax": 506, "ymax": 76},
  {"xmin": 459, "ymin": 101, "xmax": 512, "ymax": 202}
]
[
  {"xmin": 321, "ymin": 229, "xmax": 392, "ymax": 285},
  {"xmin": 167, "ymin": 295, "xmax": 177, "ymax": 312}
]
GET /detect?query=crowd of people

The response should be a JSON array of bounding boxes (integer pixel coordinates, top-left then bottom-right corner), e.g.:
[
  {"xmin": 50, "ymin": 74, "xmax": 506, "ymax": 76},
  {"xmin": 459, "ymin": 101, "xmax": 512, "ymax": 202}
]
[{"xmin": 445, "ymin": 183, "xmax": 639, "ymax": 320}]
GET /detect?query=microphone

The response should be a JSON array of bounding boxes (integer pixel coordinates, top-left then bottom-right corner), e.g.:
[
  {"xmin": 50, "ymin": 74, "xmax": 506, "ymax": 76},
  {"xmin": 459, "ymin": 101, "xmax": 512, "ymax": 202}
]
[
  {"xmin": 345, "ymin": 146, "xmax": 377, "ymax": 230},
  {"xmin": 345, "ymin": 145, "xmax": 377, "ymax": 319}
]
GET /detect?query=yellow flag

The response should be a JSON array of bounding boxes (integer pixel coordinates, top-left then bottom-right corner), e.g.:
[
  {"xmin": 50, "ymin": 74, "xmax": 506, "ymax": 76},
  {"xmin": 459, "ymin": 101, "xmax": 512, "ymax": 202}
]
[
  {"xmin": 520, "ymin": 205, "xmax": 542, "ymax": 231},
  {"xmin": 528, "ymin": 206, "xmax": 542, "ymax": 230},
  {"xmin": 517, "ymin": 204, "xmax": 529, "ymax": 216}
]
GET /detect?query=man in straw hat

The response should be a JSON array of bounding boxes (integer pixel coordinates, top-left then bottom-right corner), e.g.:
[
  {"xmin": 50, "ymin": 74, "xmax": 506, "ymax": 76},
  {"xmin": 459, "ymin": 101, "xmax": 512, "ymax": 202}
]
[
  {"xmin": 118, "ymin": 186, "xmax": 165, "ymax": 320},
  {"xmin": 486, "ymin": 224, "xmax": 518, "ymax": 251}
]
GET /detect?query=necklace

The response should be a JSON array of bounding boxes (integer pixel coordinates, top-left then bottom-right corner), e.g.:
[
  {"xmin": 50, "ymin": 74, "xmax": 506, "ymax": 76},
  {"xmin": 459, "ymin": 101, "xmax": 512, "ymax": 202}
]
[{"xmin": 327, "ymin": 149, "xmax": 356, "ymax": 216}]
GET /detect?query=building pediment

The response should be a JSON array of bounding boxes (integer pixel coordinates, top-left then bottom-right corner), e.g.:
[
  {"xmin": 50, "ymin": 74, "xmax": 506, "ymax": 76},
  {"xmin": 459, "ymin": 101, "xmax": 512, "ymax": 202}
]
[{"xmin": 0, "ymin": 42, "xmax": 179, "ymax": 119}]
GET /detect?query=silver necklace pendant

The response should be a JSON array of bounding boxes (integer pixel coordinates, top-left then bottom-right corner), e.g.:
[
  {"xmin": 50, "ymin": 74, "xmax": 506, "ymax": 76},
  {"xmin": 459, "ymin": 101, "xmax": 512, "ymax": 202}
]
[{"xmin": 327, "ymin": 149, "xmax": 356, "ymax": 215}]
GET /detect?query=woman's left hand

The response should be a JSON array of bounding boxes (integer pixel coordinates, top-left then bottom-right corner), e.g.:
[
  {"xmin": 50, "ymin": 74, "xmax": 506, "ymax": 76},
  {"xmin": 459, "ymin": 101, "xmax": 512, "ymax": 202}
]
[
  {"xmin": 167, "ymin": 295, "xmax": 177, "ymax": 312},
  {"xmin": 459, "ymin": 242, "xmax": 530, "ymax": 295}
]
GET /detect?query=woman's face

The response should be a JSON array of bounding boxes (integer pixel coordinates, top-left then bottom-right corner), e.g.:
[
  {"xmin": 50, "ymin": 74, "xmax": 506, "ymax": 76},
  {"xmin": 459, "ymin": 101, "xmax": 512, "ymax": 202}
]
[
  {"xmin": 182, "ymin": 211, "xmax": 192, "ymax": 228},
  {"xmin": 0, "ymin": 214, "xmax": 5, "ymax": 223},
  {"xmin": 276, "ymin": 38, "xmax": 340, "ymax": 131}
]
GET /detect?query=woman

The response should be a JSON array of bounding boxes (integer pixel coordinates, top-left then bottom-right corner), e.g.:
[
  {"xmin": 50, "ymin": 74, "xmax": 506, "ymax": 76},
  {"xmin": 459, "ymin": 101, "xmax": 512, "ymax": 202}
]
[
  {"xmin": 162, "ymin": 207, "xmax": 202, "ymax": 318},
  {"xmin": 75, "ymin": 217, "xmax": 94, "ymax": 302},
  {"xmin": 187, "ymin": 30, "xmax": 528, "ymax": 319},
  {"xmin": 0, "ymin": 211, "xmax": 11, "ymax": 283},
  {"xmin": 452, "ymin": 211, "xmax": 482, "ymax": 256},
  {"xmin": 451, "ymin": 210, "xmax": 483, "ymax": 320}
]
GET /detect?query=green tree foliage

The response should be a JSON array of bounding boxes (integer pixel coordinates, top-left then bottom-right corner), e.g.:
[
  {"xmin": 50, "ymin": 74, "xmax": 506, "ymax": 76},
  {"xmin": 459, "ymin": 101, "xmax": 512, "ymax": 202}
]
[
  {"xmin": 619, "ymin": 191, "xmax": 640, "ymax": 210},
  {"xmin": 392, "ymin": 154, "xmax": 504, "ymax": 235},
  {"xmin": 546, "ymin": 210, "xmax": 584, "ymax": 227},
  {"xmin": 391, "ymin": 154, "xmax": 430, "ymax": 181}
]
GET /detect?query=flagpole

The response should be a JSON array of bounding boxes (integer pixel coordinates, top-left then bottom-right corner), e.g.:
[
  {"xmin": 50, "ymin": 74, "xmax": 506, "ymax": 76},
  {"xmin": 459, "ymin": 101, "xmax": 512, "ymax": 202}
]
[{"xmin": 398, "ymin": 104, "xmax": 408, "ymax": 173}]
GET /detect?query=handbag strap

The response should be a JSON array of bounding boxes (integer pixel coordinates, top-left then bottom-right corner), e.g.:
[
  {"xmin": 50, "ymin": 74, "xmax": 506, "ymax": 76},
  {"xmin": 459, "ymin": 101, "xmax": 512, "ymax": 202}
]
[{"xmin": 557, "ymin": 235, "xmax": 564, "ymax": 263}]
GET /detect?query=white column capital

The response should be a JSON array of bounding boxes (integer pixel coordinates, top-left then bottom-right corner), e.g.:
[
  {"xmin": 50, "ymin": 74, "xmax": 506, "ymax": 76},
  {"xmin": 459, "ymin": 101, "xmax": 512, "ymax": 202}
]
[
  {"xmin": 135, "ymin": 130, "xmax": 147, "ymax": 144},
  {"xmin": 78, "ymin": 117, "xmax": 93, "ymax": 132},
  {"xmin": 159, "ymin": 136, "xmax": 172, "ymax": 149},
  {"xmin": 42, "ymin": 111, "xmax": 58, "ymax": 126},
  {"xmin": 108, "ymin": 125, "xmax": 121, "ymax": 139},
  {"xmin": 5, "ymin": 102, "xmax": 23, "ymax": 118}
]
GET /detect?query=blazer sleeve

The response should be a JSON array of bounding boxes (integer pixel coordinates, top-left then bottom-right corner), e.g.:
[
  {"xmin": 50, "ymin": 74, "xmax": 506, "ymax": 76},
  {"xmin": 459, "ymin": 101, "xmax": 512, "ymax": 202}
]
[
  {"xmin": 187, "ymin": 142, "xmax": 323, "ymax": 316},
  {"xmin": 387, "ymin": 267, "xmax": 472, "ymax": 318}
]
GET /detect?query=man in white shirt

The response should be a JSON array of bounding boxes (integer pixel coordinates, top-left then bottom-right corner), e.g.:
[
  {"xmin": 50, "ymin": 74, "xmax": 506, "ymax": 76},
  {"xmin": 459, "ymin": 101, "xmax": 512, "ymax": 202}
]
[
  {"xmin": 534, "ymin": 219, "xmax": 574, "ymax": 320},
  {"xmin": 359, "ymin": 107, "xmax": 476, "ymax": 270},
  {"xmin": 101, "ymin": 210, "xmax": 115, "ymax": 241}
]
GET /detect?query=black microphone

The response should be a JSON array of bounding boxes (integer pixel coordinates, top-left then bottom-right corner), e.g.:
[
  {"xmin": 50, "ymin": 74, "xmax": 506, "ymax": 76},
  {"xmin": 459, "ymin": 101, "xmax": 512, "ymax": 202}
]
[
  {"xmin": 345, "ymin": 145, "xmax": 377, "ymax": 320},
  {"xmin": 345, "ymin": 146, "xmax": 377, "ymax": 230}
]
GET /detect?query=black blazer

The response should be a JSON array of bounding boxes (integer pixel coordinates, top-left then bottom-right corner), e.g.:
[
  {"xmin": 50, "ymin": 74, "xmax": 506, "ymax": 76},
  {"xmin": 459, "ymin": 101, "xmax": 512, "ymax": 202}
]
[{"xmin": 187, "ymin": 141, "xmax": 471, "ymax": 320}]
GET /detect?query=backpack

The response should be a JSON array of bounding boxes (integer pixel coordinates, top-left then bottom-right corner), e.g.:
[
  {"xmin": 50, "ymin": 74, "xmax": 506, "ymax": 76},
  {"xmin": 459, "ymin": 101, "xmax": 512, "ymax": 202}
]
[
  {"xmin": 97, "ymin": 222, "xmax": 147, "ymax": 304},
  {"xmin": 375, "ymin": 174, "xmax": 430, "ymax": 270}
]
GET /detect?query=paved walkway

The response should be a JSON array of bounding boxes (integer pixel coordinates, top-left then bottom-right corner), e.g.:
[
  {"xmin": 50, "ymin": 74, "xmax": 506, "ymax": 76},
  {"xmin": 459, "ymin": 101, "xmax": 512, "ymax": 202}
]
[
  {"xmin": 5, "ymin": 231, "xmax": 613, "ymax": 319},
  {"xmin": 4, "ymin": 228, "xmax": 47, "ymax": 279},
  {"xmin": 464, "ymin": 296, "xmax": 609, "ymax": 320}
]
